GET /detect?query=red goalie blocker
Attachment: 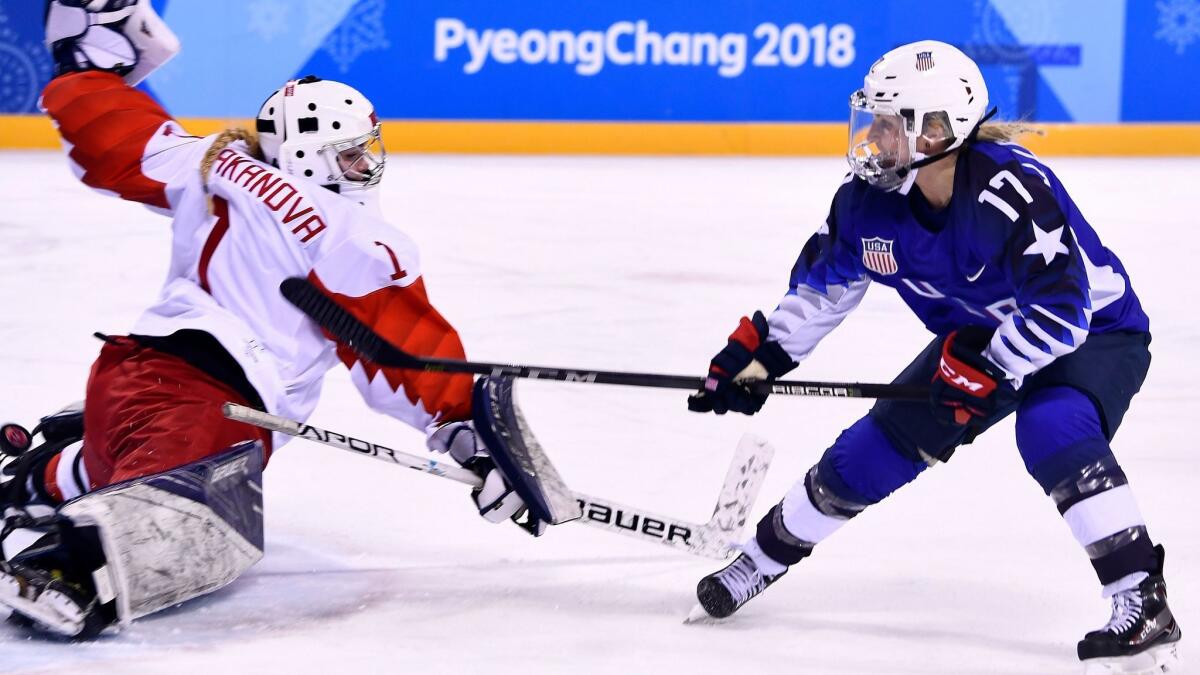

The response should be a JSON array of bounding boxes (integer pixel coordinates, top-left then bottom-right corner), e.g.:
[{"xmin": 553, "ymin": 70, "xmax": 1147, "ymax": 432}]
[{"xmin": 79, "ymin": 337, "xmax": 271, "ymax": 491}]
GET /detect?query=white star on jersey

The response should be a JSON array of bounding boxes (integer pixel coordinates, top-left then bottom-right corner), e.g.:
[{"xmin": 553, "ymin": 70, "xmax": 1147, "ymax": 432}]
[{"xmin": 1023, "ymin": 221, "xmax": 1070, "ymax": 265}]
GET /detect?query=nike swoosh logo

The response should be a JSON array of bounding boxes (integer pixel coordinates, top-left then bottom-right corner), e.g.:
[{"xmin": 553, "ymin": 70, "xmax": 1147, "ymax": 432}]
[{"xmin": 966, "ymin": 264, "xmax": 986, "ymax": 282}]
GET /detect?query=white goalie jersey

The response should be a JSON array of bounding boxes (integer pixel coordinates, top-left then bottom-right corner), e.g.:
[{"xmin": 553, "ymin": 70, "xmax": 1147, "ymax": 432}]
[{"xmin": 42, "ymin": 71, "xmax": 474, "ymax": 450}]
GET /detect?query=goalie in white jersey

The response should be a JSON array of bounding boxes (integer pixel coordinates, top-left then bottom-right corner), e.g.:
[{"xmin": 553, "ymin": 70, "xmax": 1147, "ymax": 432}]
[{"xmin": 0, "ymin": 0, "xmax": 523, "ymax": 638}]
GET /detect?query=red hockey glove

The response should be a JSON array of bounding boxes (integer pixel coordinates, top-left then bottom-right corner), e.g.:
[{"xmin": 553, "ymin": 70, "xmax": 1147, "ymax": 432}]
[{"xmin": 930, "ymin": 328, "xmax": 1017, "ymax": 426}]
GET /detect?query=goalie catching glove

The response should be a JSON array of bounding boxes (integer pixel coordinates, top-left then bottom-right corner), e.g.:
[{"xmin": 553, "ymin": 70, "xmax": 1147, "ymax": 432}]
[
  {"xmin": 44, "ymin": 0, "xmax": 179, "ymax": 85},
  {"xmin": 688, "ymin": 311, "xmax": 796, "ymax": 415}
]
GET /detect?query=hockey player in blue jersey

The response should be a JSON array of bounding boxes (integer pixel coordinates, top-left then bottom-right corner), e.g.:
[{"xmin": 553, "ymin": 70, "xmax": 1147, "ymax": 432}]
[{"xmin": 687, "ymin": 40, "xmax": 1180, "ymax": 672}]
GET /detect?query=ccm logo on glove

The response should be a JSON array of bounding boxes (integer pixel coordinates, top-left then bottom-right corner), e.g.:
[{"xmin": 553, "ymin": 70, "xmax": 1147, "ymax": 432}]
[
  {"xmin": 930, "ymin": 327, "xmax": 1015, "ymax": 426},
  {"xmin": 937, "ymin": 356, "xmax": 996, "ymax": 395}
]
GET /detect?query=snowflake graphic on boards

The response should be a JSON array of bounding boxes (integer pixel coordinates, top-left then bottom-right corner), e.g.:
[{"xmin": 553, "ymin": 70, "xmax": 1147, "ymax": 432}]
[
  {"xmin": 321, "ymin": 0, "xmax": 389, "ymax": 74},
  {"xmin": 246, "ymin": 0, "xmax": 389, "ymax": 74},
  {"xmin": 1156, "ymin": 0, "xmax": 1200, "ymax": 54},
  {"xmin": 247, "ymin": 0, "xmax": 289, "ymax": 43}
]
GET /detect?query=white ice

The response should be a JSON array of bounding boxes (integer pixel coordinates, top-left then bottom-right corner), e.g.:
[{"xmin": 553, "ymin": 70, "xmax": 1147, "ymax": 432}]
[{"xmin": 0, "ymin": 151, "xmax": 1196, "ymax": 675}]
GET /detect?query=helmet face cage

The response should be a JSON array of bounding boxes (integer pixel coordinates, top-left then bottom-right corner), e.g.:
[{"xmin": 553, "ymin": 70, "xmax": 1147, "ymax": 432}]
[
  {"xmin": 848, "ymin": 90, "xmax": 908, "ymax": 190},
  {"xmin": 847, "ymin": 90, "xmax": 957, "ymax": 191},
  {"xmin": 318, "ymin": 124, "xmax": 386, "ymax": 191}
]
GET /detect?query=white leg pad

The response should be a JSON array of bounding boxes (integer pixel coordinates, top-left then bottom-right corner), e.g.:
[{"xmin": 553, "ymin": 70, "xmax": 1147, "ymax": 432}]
[{"xmin": 58, "ymin": 442, "xmax": 265, "ymax": 625}]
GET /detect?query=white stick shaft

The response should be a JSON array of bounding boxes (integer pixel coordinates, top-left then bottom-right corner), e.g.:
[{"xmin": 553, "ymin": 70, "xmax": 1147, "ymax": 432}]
[
  {"xmin": 222, "ymin": 404, "xmax": 482, "ymax": 487},
  {"xmin": 223, "ymin": 403, "xmax": 746, "ymax": 560}
]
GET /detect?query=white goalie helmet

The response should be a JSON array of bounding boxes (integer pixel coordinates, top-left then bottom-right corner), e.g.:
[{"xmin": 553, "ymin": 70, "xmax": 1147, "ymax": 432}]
[
  {"xmin": 847, "ymin": 40, "xmax": 992, "ymax": 191},
  {"xmin": 255, "ymin": 76, "xmax": 386, "ymax": 193}
]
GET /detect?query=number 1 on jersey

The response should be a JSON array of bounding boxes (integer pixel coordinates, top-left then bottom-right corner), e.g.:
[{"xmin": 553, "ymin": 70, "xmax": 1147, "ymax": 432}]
[{"xmin": 374, "ymin": 241, "xmax": 408, "ymax": 281}]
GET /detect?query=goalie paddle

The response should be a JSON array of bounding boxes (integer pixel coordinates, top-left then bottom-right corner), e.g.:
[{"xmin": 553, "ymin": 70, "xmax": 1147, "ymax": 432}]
[{"xmin": 280, "ymin": 276, "xmax": 928, "ymax": 401}]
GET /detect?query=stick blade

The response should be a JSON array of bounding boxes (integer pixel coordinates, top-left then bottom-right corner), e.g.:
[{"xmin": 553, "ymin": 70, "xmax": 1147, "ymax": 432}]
[{"xmin": 707, "ymin": 434, "xmax": 775, "ymax": 540}]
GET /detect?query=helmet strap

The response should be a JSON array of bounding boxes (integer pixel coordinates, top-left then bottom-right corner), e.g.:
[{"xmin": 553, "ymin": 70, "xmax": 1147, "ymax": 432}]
[{"xmin": 896, "ymin": 106, "xmax": 998, "ymax": 178}]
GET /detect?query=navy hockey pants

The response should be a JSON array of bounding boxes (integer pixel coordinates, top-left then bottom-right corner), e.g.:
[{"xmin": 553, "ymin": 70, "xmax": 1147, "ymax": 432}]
[
  {"xmin": 832, "ymin": 331, "xmax": 1152, "ymax": 501},
  {"xmin": 773, "ymin": 330, "xmax": 1158, "ymax": 584}
]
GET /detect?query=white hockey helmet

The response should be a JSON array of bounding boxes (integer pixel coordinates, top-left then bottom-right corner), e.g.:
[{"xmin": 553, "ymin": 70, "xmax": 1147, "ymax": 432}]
[
  {"xmin": 255, "ymin": 76, "xmax": 386, "ymax": 193},
  {"xmin": 847, "ymin": 40, "xmax": 993, "ymax": 191}
]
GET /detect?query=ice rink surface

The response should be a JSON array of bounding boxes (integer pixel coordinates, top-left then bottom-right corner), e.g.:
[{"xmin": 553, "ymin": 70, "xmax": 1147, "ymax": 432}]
[{"xmin": 0, "ymin": 150, "xmax": 1196, "ymax": 674}]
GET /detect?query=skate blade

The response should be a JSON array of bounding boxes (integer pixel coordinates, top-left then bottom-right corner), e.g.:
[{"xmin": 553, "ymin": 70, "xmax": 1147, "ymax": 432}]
[
  {"xmin": 1083, "ymin": 641, "xmax": 1182, "ymax": 674},
  {"xmin": 682, "ymin": 603, "xmax": 723, "ymax": 625},
  {"xmin": 0, "ymin": 571, "xmax": 85, "ymax": 637}
]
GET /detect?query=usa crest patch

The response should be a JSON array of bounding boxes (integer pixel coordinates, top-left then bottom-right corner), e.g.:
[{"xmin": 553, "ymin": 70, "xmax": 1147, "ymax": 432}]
[
  {"xmin": 862, "ymin": 237, "xmax": 899, "ymax": 275},
  {"xmin": 915, "ymin": 51, "xmax": 934, "ymax": 71}
]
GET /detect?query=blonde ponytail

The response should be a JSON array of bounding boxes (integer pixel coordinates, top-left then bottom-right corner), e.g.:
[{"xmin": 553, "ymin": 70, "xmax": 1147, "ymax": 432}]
[{"xmin": 200, "ymin": 127, "xmax": 263, "ymax": 188}]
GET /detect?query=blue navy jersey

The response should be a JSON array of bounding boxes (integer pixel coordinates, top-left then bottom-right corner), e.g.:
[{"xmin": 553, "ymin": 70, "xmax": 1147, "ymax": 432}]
[{"xmin": 767, "ymin": 141, "xmax": 1149, "ymax": 385}]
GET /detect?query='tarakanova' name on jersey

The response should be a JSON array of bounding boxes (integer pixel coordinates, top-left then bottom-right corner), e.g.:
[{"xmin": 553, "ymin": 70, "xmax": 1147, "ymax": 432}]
[{"xmin": 210, "ymin": 149, "xmax": 327, "ymax": 244}]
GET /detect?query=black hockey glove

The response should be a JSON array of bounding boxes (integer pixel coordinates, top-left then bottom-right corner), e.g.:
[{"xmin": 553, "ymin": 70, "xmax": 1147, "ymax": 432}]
[
  {"xmin": 930, "ymin": 327, "xmax": 1018, "ymax": 426},
  {"xmin": 688, "ymin": 311, "xmax": 796, "ymax": 416}
]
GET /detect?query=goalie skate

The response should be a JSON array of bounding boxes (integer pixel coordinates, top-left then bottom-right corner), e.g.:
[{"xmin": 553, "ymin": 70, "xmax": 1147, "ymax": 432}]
[{"xmin": 0, "ymin": 559, "xmax": 114, "ymax": 639}]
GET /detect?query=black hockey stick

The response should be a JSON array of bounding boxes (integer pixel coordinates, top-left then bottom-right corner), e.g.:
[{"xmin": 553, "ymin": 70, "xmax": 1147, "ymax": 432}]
[{"xmin": 280, "ymin": 277, "xmax": 928, "ymax": 401}]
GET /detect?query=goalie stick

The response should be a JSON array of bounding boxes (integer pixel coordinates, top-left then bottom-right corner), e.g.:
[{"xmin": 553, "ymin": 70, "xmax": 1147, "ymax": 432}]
[
  {"xmin": 279, "ymin": 277, "xmax": 927, "ymax": 401},
  {"xmin": 223, "ymin": 403, "xmax": 772, "ymax": 559}
]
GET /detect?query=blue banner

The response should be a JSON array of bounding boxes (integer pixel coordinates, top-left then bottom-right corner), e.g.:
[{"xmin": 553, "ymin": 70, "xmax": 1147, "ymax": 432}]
[{"xmin": 2, "ymin": 0, "xmax": 1198, "ymax": 122}]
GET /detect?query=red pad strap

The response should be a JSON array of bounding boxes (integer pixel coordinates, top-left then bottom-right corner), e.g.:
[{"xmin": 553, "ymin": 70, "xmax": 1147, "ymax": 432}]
[{"xmin": 43, "ymin": 452, "xmax": 64, "ymax": 504}]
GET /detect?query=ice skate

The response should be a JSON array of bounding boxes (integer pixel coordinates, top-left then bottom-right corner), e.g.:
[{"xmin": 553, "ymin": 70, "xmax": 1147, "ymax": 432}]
[
  {"xmin": 688, "ymin": 552, "xmax": 785, "ymax": 622},
  {"xmin": 0, "ymin": 559, "xmax": 113, "ymax": 639},
  {"xmin": 1079, "ymin": 547, "xmax": 1182, "ymax": 674}
]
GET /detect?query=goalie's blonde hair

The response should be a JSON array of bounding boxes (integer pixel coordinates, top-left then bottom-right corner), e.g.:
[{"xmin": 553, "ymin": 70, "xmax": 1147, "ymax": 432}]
[{"xmin": 200, "ymin": 127, "xmax": 263, "ymax": 189}]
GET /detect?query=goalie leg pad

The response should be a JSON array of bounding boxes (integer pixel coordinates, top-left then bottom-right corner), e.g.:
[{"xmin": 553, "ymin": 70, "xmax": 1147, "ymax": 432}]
[
  {"xmin": 58, "ymin": 441, "xmax": 264, "ymax": 625},
  {"xmin": 471, "ymin": 376, "xmax": 581, "ymax": 532}
]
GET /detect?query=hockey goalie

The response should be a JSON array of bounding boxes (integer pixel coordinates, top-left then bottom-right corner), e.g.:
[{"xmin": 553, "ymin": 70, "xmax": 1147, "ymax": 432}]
[{"xmin": 0, "ymin": 0, "xmax": 545, "ymax": 638}]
